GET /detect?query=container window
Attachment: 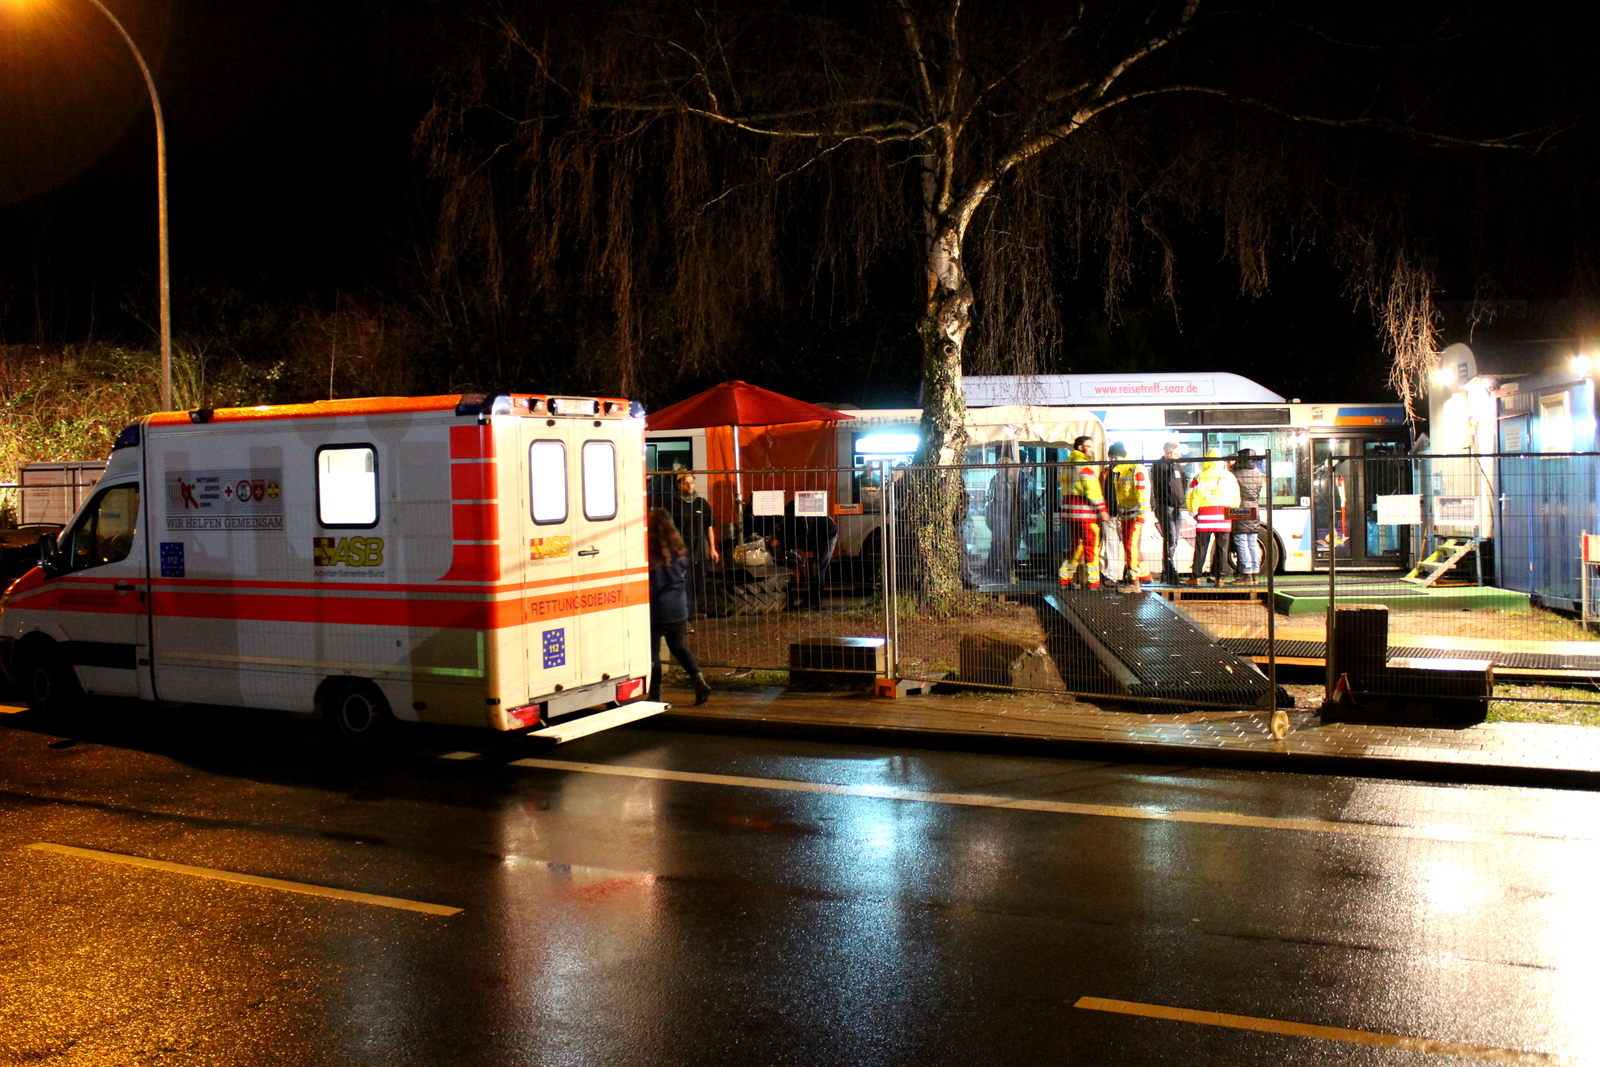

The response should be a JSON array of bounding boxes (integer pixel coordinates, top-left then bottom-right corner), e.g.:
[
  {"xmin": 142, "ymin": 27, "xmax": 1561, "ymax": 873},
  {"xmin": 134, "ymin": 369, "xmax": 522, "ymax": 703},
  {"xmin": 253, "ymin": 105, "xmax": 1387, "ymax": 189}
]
[
  {"xmin": 317, "ymin": 445, "xmax": 378, "ymax": 527},
  {"xmin": 529, "ymin": 440, "xmax": 568, "ymax": 524},
  {"xmin": 582, "ymin": 441, "xmax": 617, "ymax": 521},
  {"xmin": 1540, "ymin": 393, "xmax": 1572, "ymax": 454}
]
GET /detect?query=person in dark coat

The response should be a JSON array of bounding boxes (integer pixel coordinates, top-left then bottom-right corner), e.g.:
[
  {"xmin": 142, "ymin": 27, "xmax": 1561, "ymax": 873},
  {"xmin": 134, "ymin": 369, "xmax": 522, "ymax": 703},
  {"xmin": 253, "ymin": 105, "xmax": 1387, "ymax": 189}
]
[
  {"xmin": 780, "ymin": 500, "xmax": 839, "ymax": 608},
  {"xmin": 1150, "ymin": 439, "xmax": 1188, "ymax": 585},
  {"xmin": 666, "ymin": 472, "xmax": 720, "ymax": 617},
  {"xmin": 648, "ymin": 508, "xmax": 711, "ymax": 705}
]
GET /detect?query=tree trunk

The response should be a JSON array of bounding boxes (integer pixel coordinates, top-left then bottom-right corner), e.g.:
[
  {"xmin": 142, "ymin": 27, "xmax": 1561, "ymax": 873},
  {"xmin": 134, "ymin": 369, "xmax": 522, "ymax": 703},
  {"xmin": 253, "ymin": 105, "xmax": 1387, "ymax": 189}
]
[{"xmin": 902, "ymin": 221, "xmax": 973, "ymax": 607}]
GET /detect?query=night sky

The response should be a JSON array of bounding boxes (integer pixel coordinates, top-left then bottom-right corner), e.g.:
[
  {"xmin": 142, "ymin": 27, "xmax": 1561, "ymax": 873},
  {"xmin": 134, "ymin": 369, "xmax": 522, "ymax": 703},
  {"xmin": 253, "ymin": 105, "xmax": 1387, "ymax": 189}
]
[{"xmin": 1, "ymin": 1, "xmax": 1594, "ymax": 407}]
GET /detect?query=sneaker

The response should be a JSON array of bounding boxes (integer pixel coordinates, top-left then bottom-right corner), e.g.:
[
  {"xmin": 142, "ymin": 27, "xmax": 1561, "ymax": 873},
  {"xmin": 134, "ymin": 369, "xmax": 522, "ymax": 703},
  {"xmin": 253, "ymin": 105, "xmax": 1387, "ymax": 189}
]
[{"xmin": 1185, "ymin": 578, "xmax": 1201, "ymax": 587}]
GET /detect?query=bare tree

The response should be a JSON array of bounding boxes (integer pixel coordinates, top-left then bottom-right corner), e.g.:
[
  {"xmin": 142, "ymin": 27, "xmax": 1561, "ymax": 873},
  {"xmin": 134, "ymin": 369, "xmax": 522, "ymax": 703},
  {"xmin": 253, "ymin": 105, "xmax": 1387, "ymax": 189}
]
[{"xmin": 420, "ymin": 0, "xmax": 1552, "ymax": 598}]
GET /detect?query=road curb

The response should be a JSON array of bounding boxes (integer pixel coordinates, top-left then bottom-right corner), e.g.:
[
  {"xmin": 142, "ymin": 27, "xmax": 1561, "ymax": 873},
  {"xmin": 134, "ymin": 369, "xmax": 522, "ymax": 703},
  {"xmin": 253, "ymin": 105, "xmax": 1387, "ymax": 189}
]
[{"xmin": 653, "ymin": 711, "xmax": 1600, "ymax": 791}]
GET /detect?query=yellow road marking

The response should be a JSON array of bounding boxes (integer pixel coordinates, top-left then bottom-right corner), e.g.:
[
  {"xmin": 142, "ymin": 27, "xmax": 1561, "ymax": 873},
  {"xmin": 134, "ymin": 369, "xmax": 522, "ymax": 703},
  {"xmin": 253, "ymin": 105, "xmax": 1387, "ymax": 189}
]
[
  {"xmin": 0, "ymin": 703, "xmax": 26, "ymax": 715},
  {"xmin": 24, "ymin": 843, "xmax": 461, "ymax": 916},
  {"xmin": 1074, "ymin": 997, "xmax": 1567, "ymax": 1065},
  {"xmin": 502, "ymin": 757, "xmax": 1553, "ymax": 843}
]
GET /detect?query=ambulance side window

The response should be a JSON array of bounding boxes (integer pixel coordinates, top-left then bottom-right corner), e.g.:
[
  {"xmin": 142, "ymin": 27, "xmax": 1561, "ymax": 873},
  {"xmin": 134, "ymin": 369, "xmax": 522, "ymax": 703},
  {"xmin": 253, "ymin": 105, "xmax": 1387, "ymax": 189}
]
[
  {"xmin": 529, "ymin": 440, "xmax": 567, "ymax": 524},
  {"xmin": 582, "ymin": 441, "xmax": 617, "ymax": 521},
  {"xmin": 316, "ymin": 445, "xmax": 378, "ymax": 527},
  {"xmin": 62, "ymin": 485, "xmax": 140, "ymax": 572}
]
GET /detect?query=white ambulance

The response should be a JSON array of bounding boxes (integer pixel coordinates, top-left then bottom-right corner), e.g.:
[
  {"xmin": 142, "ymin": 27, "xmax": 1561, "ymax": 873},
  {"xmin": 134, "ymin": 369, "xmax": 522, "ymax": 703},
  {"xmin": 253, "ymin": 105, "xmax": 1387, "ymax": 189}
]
[{"xmin": 0, "ymin": 392, "xmax": 665, "ymax": 743}]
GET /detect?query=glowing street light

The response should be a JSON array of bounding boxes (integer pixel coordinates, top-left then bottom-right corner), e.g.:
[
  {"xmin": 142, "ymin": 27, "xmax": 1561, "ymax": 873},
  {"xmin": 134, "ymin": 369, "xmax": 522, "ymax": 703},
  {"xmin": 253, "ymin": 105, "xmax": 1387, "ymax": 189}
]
[
  {"xmin": 7, "ymin": 0, "xmax": 171, "ymax": 410},
  {"xmin": 1432, "ymin": 365, "xmax": 1457, "ymax": 388},
  {"xmin": 1573, "ymin": 354, "xmax": 1594, "ymax": 378}
]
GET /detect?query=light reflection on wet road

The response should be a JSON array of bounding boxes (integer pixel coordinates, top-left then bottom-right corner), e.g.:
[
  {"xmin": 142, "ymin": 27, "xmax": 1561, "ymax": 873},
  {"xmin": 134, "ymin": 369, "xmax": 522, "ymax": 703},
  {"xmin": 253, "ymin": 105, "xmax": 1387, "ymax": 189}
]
[{"xmin": 1, "ymin": 708, "xmax": 1596, "ymax": 1065}]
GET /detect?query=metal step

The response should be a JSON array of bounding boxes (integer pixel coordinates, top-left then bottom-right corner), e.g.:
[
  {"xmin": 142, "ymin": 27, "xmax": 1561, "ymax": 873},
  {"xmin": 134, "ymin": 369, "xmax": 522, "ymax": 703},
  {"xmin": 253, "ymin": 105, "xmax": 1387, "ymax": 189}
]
[{"xmin": 524, "ymin": 700, "xmax": 670, "ymax": 744}]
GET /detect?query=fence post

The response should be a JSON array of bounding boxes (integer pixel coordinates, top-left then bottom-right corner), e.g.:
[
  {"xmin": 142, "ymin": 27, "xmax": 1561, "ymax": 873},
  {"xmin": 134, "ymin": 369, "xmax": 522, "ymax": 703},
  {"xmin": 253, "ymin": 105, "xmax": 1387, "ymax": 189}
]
[
  {"xmin": 1264, "ymin": 451, "xmax": 1283, "ymax": 729},
  {"xmin": 881, "ymin": 460, "xmax": 898, "ymax": 680},
  {"xmin": 1324, "ymin": 455, "xmax": 1340, "ymax": 701}
]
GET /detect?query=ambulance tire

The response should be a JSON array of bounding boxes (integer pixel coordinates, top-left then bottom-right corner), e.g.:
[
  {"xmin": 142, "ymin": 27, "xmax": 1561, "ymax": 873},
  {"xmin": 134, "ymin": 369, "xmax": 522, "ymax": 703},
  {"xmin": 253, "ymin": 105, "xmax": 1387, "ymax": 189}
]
[
  {"xmin": 321, "ymin": 679, "xmax": 394, "ymax": 747},
  {"xmin": 17, "ymin": 639, "xmax": 83, "ymax": 723},
  {"xmin": 704, "ymin": 574, "xmax": 789, "ymax": 616}
]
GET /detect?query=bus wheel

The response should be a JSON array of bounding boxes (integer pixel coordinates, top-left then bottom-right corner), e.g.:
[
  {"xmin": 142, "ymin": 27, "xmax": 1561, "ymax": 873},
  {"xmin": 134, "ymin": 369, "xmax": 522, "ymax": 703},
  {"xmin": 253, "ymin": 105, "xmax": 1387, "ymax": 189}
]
[
  {"xmin": 18, "ymin": 639, "xmax": 82, "ymax": 721},
  {"xmin": 321, "ymin": 679, "xmax": 393, "ymax": 747},
  {"xmin": 1264, "ymin": 532, "xmax": 1285, "ymax": 575}
]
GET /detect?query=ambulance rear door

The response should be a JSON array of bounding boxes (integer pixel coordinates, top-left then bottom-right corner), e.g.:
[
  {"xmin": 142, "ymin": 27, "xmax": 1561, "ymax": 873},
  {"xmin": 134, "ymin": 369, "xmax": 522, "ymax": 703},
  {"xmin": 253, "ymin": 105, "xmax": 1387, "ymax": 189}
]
[
  {"xmin": 571, "ymin": 429, "xmax": 636, "ymax": 684},
  {"xmin": 517, "ymin": 419, "xmax": 581, "ymax": 696}
]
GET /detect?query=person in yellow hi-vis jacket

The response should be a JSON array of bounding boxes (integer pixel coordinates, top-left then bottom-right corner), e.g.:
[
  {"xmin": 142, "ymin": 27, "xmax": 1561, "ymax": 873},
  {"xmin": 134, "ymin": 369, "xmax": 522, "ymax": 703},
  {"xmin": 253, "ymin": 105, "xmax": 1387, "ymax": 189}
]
[
  {"xmin": 1107, "ymin": 442, "xmax": 1152, "ymax": 588},
  {"xmin": 1185, "ymin": 448, "xmax": 1240, "ymax": 586},
  {"xmin": 1058, "ymin": 437, "xmax": 1109, "ymax": 589}
]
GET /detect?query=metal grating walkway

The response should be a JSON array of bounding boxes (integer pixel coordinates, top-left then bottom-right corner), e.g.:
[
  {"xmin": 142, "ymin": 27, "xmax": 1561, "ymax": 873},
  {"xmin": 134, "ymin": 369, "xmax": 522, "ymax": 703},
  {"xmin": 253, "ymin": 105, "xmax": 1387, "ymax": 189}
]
[
  {"xmin": 1044, "ymin": 591, "xmax": 1278, "ymax": 707},
  {"xmin": 1223, "ymin": 638, "xmax": 1600, "ymax": 679}
]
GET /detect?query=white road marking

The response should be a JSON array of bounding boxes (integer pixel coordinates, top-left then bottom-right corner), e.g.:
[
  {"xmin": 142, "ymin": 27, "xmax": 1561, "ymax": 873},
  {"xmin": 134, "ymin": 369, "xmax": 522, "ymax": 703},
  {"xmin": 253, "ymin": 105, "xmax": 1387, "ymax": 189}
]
[
  {"xmin": 1075, "ymin": 996, "xmax": 1569, "ymax": 1065},
  {"xmin": 24, "ymin": 843, "xmax": 462, "ymax": 916},
  {"xmin": 485, "ymin": 755, "xmax": 1563, "ymax": 844}
]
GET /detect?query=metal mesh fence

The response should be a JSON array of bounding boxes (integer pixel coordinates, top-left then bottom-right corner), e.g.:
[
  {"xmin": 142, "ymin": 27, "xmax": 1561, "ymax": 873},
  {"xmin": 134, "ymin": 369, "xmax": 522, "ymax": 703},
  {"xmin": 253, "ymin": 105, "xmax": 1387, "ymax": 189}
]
[
  {"xmin": 646, "ymin": 468, "xmax": 889, "ymax": 680},
  {"xmin": 1319, "ymin": 451, "xmax": 1600, "ymax": 714},
  {"xmin": 649, "ymin": 455, "xmax": 1282, "ymax": 709},
  {"xmin": 879, "ymin": 457, "xmax": 1279, "ymax": 709}
]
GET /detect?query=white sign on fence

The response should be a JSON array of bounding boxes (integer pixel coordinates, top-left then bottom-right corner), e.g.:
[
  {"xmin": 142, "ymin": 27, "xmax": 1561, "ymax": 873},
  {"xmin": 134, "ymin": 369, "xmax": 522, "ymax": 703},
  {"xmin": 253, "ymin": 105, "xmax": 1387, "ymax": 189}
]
[
  {"xmin": 751, "ymin": 490, "xmax": 786, "ymax": 516},
  {"xmin": 1374, "ymin": 494, "xmax": 1423, "ymax": 526},
  {"xmin": 793, "ymin": 490, "xmax": 829, "ymax": 517}
]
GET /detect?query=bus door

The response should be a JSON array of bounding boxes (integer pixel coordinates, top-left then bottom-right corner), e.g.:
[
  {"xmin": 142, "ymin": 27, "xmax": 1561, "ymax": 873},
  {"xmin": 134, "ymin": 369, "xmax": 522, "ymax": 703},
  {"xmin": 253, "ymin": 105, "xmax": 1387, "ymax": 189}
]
[{"xmin": 1311, "ymin": 436, "xmax": 1409, "ymax": 568}]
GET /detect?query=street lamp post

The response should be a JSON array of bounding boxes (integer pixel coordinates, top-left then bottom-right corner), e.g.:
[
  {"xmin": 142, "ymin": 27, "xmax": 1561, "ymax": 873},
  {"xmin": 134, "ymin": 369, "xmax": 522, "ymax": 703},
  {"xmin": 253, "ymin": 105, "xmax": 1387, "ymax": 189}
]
[{"xmin": 83, "ymin": 0, "xmax": 171, "ymax": 411}]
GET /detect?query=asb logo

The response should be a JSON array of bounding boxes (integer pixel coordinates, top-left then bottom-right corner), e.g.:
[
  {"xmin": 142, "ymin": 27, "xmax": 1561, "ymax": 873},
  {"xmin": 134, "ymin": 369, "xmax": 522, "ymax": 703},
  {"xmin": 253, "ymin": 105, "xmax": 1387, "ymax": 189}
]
[
  {"xmin": 314, "ymin": 536, "xmax": 385, "ymax": 567},
  {"xmin": 530, "ymin": 536, "xmax": 571, "ymax": 560}
]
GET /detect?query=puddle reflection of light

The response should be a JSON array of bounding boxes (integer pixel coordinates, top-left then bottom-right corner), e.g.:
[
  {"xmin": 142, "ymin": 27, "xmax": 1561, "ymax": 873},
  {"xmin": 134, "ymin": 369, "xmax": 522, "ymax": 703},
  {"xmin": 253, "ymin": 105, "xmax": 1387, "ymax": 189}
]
[{"xmin": 1419, "ymin": 859, "xmax": 1473, "ymax": 914}]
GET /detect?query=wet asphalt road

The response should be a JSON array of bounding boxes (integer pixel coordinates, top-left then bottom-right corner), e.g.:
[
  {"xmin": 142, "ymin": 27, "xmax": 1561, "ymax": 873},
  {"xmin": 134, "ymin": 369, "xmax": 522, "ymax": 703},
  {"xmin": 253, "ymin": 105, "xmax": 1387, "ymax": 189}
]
[{"xmin": 1, "ymin": 702, "xmax": 1596, "ymax": 1067}]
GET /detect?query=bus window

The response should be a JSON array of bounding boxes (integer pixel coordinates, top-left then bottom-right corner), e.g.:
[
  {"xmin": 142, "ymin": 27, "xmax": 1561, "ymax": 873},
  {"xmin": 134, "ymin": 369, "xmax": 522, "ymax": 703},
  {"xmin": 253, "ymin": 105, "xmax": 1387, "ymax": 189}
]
[
  {"xmin": 646, "ymin": 438, "xmax": 693, "ymax": 473},
  {"xmin": 1202, "ymin": 430, "xmax": 1304, "ymax": 506}
]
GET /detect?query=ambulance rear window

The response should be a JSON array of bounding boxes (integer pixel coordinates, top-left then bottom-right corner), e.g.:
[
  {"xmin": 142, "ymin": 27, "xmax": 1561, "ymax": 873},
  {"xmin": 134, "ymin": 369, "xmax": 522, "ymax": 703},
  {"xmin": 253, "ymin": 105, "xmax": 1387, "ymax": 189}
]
[
  {"xmin": 529, "ymin": 440, "xmax": 567, "ymax": 524},
  {"xmin": 582, "ymin": 441, "xmax": 617, "ymax": 521},
  {"xmin": 317, "ymin": 445, "xmax": 378, "ymax": 527}
]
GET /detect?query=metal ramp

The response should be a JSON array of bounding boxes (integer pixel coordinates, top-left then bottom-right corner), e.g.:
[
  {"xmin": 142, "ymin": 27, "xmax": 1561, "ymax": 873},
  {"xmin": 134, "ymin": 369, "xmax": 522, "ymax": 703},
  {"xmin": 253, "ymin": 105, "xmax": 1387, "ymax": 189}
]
[{"xmin": 1042, "ymin": 592, "xmax": 1279, "ymax": 708}]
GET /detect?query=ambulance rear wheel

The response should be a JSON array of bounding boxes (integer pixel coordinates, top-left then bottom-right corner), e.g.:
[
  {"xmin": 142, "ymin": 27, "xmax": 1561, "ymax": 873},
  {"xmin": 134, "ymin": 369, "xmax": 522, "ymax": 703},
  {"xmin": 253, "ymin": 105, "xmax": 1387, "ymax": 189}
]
[
  {"xmin": 322, "ymin": 679, "xmax": 393, "ymax": 747},
  {"xmin": 18, "ymin": 639, "xmax": 82, "ymax": 722}
]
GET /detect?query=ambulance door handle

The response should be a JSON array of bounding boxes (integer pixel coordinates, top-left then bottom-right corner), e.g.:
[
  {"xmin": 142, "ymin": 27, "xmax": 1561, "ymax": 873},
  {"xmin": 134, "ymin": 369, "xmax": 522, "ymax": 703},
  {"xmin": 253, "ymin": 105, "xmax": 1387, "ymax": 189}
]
[
  {"xmin": 577, "ymin": 547, "xmax": 600, "ymax": 557},
  {"xmin": 114, "ymin": 582, "xmax": 135, "ymax": 593}
]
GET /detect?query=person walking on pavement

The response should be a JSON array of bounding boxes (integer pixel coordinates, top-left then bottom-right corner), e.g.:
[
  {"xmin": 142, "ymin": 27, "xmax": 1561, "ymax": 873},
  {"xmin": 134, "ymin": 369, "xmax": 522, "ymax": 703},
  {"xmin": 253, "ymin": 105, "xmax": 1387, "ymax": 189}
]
[
  {"xmin": 1107, "ymin": 442, "xmax": 1152, "ymax": 588},
  {"xmin": 1231, "ymin": 448, "xmax": 1266, "ymax": 584},
  {"xmin": 1151, "ymin": 440, "xmax": 1188, "ymax": 585},
  {"xmin": 667, "ymin": 472, "xmax": 720, "ymax": 618},
  {"xmin": 1186, "ymin": 449, "xmax": 1240, "ymax": 586},
  {"xmin": 647, "ymin": 508, "xmax": 711, "ymax": 705},
  {"xmin": 1058, "ymin": 436, "xmax": 1109, "ymax": 589}
]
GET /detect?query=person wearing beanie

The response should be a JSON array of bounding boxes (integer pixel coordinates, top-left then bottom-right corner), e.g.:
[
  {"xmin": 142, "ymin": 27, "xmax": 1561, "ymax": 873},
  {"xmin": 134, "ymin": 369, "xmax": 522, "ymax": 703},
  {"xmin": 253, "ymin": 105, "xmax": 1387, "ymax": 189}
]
[
  {"xmin": 1231, "ymin": 448, "xmax": 1266, "ymax": 584},
  {"xmin": 1106, "ymin": 442, "xmax": 1152, "ymax": 588}
]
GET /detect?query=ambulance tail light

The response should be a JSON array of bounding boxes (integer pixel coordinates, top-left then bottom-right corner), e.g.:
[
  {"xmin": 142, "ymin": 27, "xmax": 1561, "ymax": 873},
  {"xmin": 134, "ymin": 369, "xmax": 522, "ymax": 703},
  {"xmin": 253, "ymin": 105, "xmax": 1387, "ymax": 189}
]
[
  {"xmin": 615, "ymin": 677, "xmax": 646, "ymax": 703},
  {"xmin": 506, "ymin": 702, "xmax": 543, "ymax": 728}
]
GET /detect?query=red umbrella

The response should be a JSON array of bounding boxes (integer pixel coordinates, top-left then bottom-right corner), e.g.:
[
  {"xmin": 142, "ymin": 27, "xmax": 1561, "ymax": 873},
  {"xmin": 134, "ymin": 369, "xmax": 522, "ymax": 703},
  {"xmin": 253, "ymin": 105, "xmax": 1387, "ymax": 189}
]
[{"xmin": 645, "ymin": 380, "xmax": 854, "ymax": 430}]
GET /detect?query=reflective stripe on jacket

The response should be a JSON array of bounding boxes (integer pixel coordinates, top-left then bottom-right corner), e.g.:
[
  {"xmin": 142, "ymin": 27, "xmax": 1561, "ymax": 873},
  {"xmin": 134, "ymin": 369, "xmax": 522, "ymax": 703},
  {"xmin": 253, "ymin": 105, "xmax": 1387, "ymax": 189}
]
[
  {"xmin": 1186, "ymin": 459, "xmax": 1240, "ymax": 533},
  {"xmin": 1060, "ymin": 450, "xmax": 1109, "ymax": 522}
]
